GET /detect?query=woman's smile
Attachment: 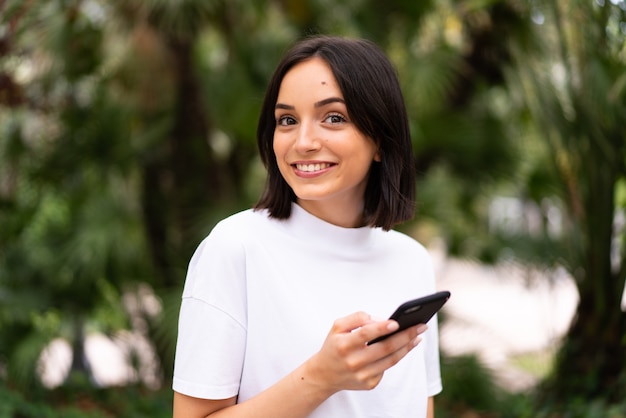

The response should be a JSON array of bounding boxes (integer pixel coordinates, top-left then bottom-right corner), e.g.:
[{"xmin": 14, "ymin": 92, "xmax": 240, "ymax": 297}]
[{"xmin": 293, "ymin": 161, "xmax": 336, "ymax": 176}]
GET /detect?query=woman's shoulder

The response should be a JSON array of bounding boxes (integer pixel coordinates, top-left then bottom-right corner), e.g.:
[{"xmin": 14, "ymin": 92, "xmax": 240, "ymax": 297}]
[
  {"xmin": 381, "ymin": 227, "xmax": 428, "ymax": 250},
  {"xmin": 374, "ymin": 228, "xmax": 432, "ymax": 267},
  {"xmin": 186, "ymin": 208, "xmax": 271, "ymax": 276},
  {"xmin": 200, "ymin": 207, "xmax": 273, "ymax": 247},
  {"xmin": 209, "ymin": 209, "xmax": 269, "ymax": 235}
]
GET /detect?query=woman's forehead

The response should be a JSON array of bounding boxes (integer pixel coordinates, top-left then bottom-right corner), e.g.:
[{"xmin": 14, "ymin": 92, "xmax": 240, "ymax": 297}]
[{"xmin": 277, "ymin": 57, "xmax": 342, "ymax": 101}]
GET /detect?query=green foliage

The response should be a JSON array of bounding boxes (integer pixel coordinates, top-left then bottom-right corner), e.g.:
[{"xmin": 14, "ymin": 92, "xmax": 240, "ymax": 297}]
[
  {"xmin": 505, "ymin": 0, "xmax": 626, "ymax": 402},
  {"xmin": 531, "ymin": 398, "xmax": 626, "ymax": 418},
  {"xmin": 436, "ymin": 354, "xmax": 538, "ymax": 418},
  {"xmin": 0, "ymin": 384, "xmax": 106, "ymax": 418},
  {"xmin": 437, "ymin": 354, "xmax": 626, "ymax": 418},
  {"xmin": 0, "ymin": 0, "xmax": 154, "ymax": 389},
  {"xmin": 439, "ymin": 354, "xmax": 502, "ymax": 412},
  {"xmin": 0, "ymin": 381, "xmax": 173, "ymax": 418}
]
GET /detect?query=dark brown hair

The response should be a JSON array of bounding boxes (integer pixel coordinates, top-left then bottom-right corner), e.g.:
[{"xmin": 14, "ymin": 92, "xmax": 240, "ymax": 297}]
[{"xmin": 254, "ymin": 35, "xmax": 416, "ymax": 230}]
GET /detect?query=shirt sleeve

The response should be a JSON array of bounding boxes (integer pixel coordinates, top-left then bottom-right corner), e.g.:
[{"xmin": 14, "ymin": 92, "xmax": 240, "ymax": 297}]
[
  {"xmin": 420, "ymin": 248, "xmax": 443, "ymax": 397},
  {"xmin": 424, "ymin": 313, "xmax": 443, "ymax": 396},
  {"xmin": 173, "ymin": 298, "xmax": 246, "ymax": 399},
  {"xmin": 172, "ymin": 219, "xmax": 249, "ymax": 399}
]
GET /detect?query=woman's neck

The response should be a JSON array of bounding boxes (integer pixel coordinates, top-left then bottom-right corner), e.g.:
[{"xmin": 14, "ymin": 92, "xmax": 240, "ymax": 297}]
[{"xmin": 295, "ymin": 199, "xmax": 366, "ymax": 228}]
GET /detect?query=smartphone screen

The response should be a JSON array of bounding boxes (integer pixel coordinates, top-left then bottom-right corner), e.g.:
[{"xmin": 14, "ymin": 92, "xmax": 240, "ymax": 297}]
[{"xmin": 367, "ymin": 290, "xmax": 450, "ymax": 345}]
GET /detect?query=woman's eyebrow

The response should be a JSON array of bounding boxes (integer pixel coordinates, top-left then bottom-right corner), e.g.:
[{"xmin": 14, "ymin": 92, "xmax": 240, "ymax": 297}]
[
  {"xmin": 275, "ymin": 97, "xmax": 345, "ymax": 111},
  {"xmin": 314, "ymin": 97, "xmax": 345, "ymax": 108},
  {"xmin": 275, "ymin": 103, "xmax": 294, "ymax": 110}
]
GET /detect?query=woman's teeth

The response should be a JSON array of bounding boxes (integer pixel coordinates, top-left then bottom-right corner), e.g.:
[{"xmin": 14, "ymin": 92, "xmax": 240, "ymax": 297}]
[{"xmin": 296, "ymin": 163, "xmax": 331, "ymax": 172}]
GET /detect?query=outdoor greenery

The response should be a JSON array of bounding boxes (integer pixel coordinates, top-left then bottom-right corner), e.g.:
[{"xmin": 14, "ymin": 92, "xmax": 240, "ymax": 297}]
[{"xmin": 0, "ymin": 0, "xmax": 625, "ymax": 416}]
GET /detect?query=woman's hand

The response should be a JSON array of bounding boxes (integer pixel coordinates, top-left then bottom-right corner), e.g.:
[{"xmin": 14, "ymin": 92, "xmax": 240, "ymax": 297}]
[{"xmin": 301, "ymin": 311, "xmax": 427, "ymax": 394}]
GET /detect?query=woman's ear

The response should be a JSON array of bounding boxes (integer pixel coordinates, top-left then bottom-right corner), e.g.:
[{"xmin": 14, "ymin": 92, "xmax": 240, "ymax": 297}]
[{"xmin": 374, "ymin": 150, "xmax": 381, "ymax": 162}]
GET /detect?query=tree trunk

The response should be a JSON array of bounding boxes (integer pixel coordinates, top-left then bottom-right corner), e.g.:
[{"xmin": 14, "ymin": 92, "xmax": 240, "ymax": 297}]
[
  {"xmin": 68, "ymin": 314, "xmax": 93, "ymax": 385},
  {"xmin": 548, "ymin": 289, "xmax": 626, "ymax": 402},
  {"xmin": 140, "ymin": 32, "xmax": 217, "ymax": 290},
  {"xmin": 544, "ymin": 136, "xmax": 626, "ymax": 402}
]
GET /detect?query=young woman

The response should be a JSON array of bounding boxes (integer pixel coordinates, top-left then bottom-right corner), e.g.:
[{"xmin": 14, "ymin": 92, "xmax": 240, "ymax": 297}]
[{"xmin": 172, "ymin": 35, "xmax": 442, "ymax": 418}]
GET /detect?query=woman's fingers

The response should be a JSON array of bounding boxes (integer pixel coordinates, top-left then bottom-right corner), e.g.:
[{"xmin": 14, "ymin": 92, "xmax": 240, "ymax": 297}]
[
  {"xmin": 365, "ymin": 325, "xmax": 425, "ymax": 369},
  {"xmin": 330, "ymin": 311, "xmax": 375, "ymax": 333},
  {"xmin": 308, "ymin": 312, "xmax": 428, "ymax": 392}
]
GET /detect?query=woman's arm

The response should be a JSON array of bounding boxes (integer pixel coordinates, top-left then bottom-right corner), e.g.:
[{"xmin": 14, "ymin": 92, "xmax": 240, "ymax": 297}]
[
  {"xmin": 173, "ymin": 360, "xmax": 335, "ymax": 418},
  {"xmin": 173, "ymin": 312, "xmax": 426, "ymax": 418},
  {"xmin": 427, "ymin": 396, "xmax": 435, "ymax": 418},
  {"xmin": 173, "ymin": 394, "xmax": 237, "ymax": 418}
]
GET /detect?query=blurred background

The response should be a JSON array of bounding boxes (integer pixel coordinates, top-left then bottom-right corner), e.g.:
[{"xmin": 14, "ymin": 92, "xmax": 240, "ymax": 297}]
[{"xmin": 0, "ymin": 0, "xmax": 625, "ymax": 417}]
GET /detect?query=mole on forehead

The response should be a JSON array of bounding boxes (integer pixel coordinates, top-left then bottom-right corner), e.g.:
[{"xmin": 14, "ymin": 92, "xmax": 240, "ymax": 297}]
[{"xmin": 321, "ymin": 81, "xmax": 327, "ymax": 85}]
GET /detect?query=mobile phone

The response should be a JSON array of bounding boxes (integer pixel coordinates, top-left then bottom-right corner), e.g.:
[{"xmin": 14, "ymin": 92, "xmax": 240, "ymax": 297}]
[{"xmin": 367, "ymin": 290, "xmax": 451, "ymax": 345}]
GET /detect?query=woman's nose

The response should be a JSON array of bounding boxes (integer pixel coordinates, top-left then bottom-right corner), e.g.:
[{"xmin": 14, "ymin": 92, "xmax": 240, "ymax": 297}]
[{"xmin": 294, "ymin": 121, "xmax": 321, "ymax": 153}]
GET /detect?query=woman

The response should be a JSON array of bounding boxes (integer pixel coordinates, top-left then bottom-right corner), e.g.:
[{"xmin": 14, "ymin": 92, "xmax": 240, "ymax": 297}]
[{"xmin": 173, "ymin": 35, "xmax": 442, "ymax": 418}]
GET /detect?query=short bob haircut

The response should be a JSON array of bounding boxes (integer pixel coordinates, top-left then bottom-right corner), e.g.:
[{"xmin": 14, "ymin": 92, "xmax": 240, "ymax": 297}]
[{"xmin": 254, "ymin": 35, "xmax": 416, "ymax": 231}]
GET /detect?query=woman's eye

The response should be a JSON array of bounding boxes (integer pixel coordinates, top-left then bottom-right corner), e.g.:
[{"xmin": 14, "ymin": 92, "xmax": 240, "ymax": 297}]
[
  {"xmin": 325, "ymin": 113, "xmax": 346, "ymax": 124},
  {"xmin": 277, "ymin": 115, "xmax": 296, "ymax": 126}
]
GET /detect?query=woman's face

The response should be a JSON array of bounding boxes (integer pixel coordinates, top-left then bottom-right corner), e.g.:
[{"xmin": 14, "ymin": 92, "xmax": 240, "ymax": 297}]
[{"xmin": 273, "ymin": 57, "xmax": 380, "ymax": 227}]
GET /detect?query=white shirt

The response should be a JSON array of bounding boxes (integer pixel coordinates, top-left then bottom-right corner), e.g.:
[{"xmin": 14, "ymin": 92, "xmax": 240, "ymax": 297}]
[{"xmin": 173, "ymin": 204, "xmax": 442, "ymax": 417}]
